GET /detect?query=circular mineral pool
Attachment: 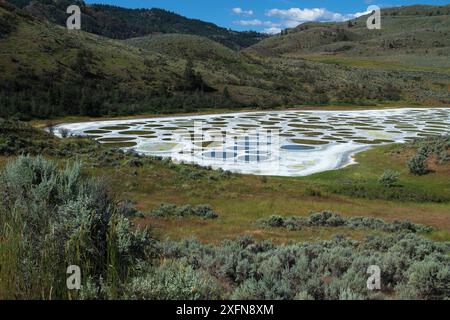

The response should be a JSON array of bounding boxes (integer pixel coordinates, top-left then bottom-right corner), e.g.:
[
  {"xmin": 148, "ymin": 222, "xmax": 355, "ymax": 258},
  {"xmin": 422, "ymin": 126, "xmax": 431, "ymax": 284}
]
[
  {"xmin": 237, "ymin": 154, "xmax": 270, "ymax": 162},
  {"xmin": 202, "ymin": 151, "xmax": 237, "ymax": 160},
  {"xmin": 281, "ymin": 145, "xmax": 316, "ymax": 151},
  {"xmin": 226, "ymin": 145, "xmax": 257, "ymax": 152}
]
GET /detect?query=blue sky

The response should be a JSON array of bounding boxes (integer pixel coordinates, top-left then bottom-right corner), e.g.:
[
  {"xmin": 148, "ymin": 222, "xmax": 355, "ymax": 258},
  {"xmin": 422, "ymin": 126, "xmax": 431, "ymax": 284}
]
[{"xmin": 86, "ymin": 0, "xmax": 449, "ymax": 33}]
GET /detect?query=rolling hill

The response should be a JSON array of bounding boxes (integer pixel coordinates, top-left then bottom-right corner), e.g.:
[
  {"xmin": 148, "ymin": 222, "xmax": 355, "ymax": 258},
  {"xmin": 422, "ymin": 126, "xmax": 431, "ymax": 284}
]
[
  {"xmin": 245, "ymin": 5, "xmax": 450, "ymax": 73},
  {"xmin": 0, "ymin": 1, "xmax": 449, "ymax": 120},
  {"xmin": 8, "ymin": 0, "xmax": 267, "ymax": 50},
  {"xmin": 126, "ymin": 34, "xmax": 243, "ymax": 63}
]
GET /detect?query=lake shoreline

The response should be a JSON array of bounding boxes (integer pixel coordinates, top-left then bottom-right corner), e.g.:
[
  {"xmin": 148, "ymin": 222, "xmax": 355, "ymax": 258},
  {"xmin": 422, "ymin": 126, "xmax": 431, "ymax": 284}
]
[
  {"xmin": 33, "ymin": 104, "xmax": 448, "ymax": 128},
  {"xmin": 53, "ymin": 108, "xmax": 450, "ymax": 177}
]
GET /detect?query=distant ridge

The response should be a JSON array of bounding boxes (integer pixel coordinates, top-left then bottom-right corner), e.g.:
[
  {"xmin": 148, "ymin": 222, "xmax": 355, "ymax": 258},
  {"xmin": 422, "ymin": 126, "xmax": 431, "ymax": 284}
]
[
  {"xmin": 0, "ymin": 1, "xmax": 449, "ymax": 120},
  {"xmin": 7, "ymin": 0, "xmax": 267, "ymax": 49},
  {"xmin": 245, "ymin": 4, "xmax": 450, "ymax": 57}
]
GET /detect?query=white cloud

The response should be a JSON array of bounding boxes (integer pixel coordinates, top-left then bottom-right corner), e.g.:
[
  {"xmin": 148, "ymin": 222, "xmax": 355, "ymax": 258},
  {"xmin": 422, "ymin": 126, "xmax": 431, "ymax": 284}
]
[
  {"xmin": 266, "ymin": 7, "xmax": 370, "ymax": 28},
  {"xmin": 234, "ymin": 19, "xmax": 282, "ymax": 34},
  {"xmin": 234, "ymin": 19, "xmax": 277, "ymax": 27},
  {"xmin": 232, "ymin": 8, "xmax": 254, "ymax": 16},
  {"xmin": 263, "ymin": 27, "xmax": 282, "ymax": 35},
  {"xmin": 234, "ymin": 19, "xmax": 263, "ymax": 26},
  {"xmin": 233, "ymin": 7, "xmax": 371, "ymax": 35}
]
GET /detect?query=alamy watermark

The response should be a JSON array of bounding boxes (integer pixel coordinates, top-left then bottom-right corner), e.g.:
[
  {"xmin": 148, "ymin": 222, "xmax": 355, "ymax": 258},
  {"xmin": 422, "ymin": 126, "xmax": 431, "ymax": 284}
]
[
  {"xmin": 163, "ymin": 121, "xmax": 282, "ymax": 173},
  {"xmin": 367, "ymin": 265, "xmax": 382, "ymax": 290},
  {"xmin": 66, "ymin": 5, "xmax": 81, "ymax": 30},
  {"xmin": 66, "ymin": 265, "xmax": 81, "ymax": 290},
  {"xmin": 367, "ymin": 5, "xmax": 381, "ymax": 30}
]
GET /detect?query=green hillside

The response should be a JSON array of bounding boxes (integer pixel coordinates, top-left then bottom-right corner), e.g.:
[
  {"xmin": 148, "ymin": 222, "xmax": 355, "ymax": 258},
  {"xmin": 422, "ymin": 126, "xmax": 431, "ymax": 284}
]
[
  {"xmin": 1, "ymin": 1, "xmax": 449, "ymax": 120},
  {"xmin": 245, "ymin": 5, "xmax": 450, "ymax": 73},
  {"xmin": 124, "ymin": 34, "xmax": 267, "ymax": 94},
  {"xmin": 126, "ymin": 34, "xmax": 244, "ymax": 63},
  {"xmin": 0, "ymin": 1, "xmax": 196, "ymax": 118},
  {"xmin": 247, "ymin": 5, "xmax": 450, "ymax": 57},
  {"xmin": 8, "ymin": 0, "xmax": 267, "ymax": 50}
]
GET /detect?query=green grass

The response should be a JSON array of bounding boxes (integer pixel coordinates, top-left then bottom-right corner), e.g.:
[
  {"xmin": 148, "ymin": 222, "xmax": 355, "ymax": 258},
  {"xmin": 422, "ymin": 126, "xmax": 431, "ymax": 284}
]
[
  {"xmin": 1, "ymin": 119, "xmax": 450, "ymax": 246},
  {"xmin": 2, "ymin": 3, "xmax": 449, "ymax": 122},
  {"xmin": 302, "ymin": 55, "xmax": 450, "ymax": 73},
  {"xmin": 88, "ymin": 142, "xmax": 450, "ymax": 244}
]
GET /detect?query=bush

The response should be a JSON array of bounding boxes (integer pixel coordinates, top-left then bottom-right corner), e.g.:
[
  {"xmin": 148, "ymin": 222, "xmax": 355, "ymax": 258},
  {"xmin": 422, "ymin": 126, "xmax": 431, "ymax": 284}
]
[
  {"xmin": 407, "ymin": 154, "xmax": 429, "ymax": 175},
  {"xmin": 257, "ymin": 212, "xmax": 432, "ymax": 234},
  {"xmin": 58, "ymin": 128, "xmax": 70, "ymax": 138},
  {"xmin": 408, "ymin": 136, "xmax": 449, "ymax": 164},
  {"xmin": 378, "ymin": 169, "xmax": 400, "ymax": 187},
  {"xmin": 149, "ymin": 203, "xmax": 218, "ymax": 219},
  {"xmin": 159, "ymin": 233, "xmax": 450, "ymax": 300},
  {"xmin": 398, "ymin": 257, "xmax": 450, "ymax": 299},
  {"xmin": 127, "ymin": 260, "xmax": 222, "ymax": 300},
  {"xmin": 0, "ymin": 156, "xmax": 151, "ymax": 299},
  {"xmin": 308, "ymin": 211, "xmax": 346, "ymax": 227},
  {"xmin": 261, "ymin": 215, "xmax": 285, "ymax": 228},
  {"xmin": 304, "ymin": 186, "xmax": 322, "ymax": 197},
  {"xmin": 149, "ymin": 203, "xmax": 178, "ymax": 217}
]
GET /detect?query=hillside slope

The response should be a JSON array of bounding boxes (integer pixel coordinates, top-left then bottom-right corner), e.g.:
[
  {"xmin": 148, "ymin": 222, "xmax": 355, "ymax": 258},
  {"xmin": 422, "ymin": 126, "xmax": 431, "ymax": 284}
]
[
  {"xmin": 245, "ymin": 5, "xmax": 450, "ymax": 75},
  {"xmin": 0, "ymin": 2, "xmax": 449, "ymax": 120},
  {"xmin": 0, "ymin": 1, "xmax": 211, "ymax": 118},
  {"xmin": 124, "ymin": 34, "xmax": 264, "ymax": 89},
  {"xmin": 8, "ymin": 0, "xmax": 267, "ymax": 50},
  {"xmin": 241, "ymin": 5, "xmax": 450, "ymax": 107},
  {"xmin": 126, "ymin": 34, "xmax": 243, "ymax": 63},
  {"xmin": 0, "ymin": 2, "xmax": 289, "ymax": 118},
  {"xmin": 246, "ymin": 5, "xmax": 450, "ymax": 58}
]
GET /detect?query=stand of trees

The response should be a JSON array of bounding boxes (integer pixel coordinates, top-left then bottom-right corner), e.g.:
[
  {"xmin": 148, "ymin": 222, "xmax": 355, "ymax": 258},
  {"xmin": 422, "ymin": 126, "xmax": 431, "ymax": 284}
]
[{"xmin": 0, "ymin": 53, "xmax": 237, "ymax": 120}]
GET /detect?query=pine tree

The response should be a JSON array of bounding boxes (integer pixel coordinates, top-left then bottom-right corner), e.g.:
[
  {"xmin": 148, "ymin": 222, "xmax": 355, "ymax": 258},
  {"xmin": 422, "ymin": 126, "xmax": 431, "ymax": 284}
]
[{"xmin": 223, "ymin": 86, "xmax": 230, "ymax": 100}]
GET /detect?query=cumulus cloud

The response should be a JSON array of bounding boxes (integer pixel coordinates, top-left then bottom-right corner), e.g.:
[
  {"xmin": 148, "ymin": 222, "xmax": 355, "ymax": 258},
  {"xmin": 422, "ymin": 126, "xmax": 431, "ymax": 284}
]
[
  {"xmin": 233, "ymin": 19, "xmax": 282, "ymax": 34},
  {"xmin": 266, "ymin": 8, "xmax": 368, "ymax": 24},
  {"xmin": 233, "ymin": 7, "xmax": 371, "ymax": 35},
  {"xmin": 263, "ymin": 27, "xmax": 282, "ymax": 35},
  {"xmin": 234, "ymin": 19, "xmax": 277, "ymax": 27},
  {"xmin": 232, "ymin": 8, "xmax": 254, "ymax": 16},
  {"xmin": 264, "ymin": 7, "xmax": 371, "ymax": 31}
]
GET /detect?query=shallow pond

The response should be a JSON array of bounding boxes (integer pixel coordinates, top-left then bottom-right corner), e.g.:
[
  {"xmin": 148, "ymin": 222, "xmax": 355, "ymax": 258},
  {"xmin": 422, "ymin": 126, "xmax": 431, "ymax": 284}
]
[{"xmin": 54, "ymin": 108, "xmax": 450, "ymax": 176}]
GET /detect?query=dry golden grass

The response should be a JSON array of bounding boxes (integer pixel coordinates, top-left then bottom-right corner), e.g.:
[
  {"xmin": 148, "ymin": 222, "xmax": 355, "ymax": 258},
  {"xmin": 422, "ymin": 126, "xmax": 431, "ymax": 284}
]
[{"xmin": 89, "ymin": 144, "xmax": 450, "ymax": 243}]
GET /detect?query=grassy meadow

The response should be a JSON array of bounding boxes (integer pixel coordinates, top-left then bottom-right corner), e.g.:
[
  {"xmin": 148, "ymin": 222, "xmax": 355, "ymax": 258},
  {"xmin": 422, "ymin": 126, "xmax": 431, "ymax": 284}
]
[
  {"xmin": 101, "ymin": 142, "xmax": 450, "ymax": 243},
  {"xmin": 3, "ymin": 118, "xmax": 448, "ymax": 244}
]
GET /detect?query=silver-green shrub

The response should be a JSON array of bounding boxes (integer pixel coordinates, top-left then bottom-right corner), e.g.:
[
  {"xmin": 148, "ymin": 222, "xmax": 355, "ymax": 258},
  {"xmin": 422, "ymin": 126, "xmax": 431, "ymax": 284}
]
[
  {"xmin": 378, "ymin": 169, "xmax": 400, "ymax": 187},
  {"xmin": 0, "ymin": 155, "xmax": 151, "ymax": 299},
  {"xmin": 127, "ymin": 259, "xmax": 222, "ymax": 300}
]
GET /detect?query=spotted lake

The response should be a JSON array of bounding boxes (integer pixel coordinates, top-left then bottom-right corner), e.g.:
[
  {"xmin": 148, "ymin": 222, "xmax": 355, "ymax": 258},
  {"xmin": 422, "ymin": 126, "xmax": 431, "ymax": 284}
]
[{"xmin": 55, "ymin": 108, "xmax": 450, "ymax": 176}]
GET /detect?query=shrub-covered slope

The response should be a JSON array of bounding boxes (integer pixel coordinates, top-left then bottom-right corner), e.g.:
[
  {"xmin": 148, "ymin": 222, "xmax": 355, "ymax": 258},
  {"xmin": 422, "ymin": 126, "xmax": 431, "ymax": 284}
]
[
  {"xmin": 245, "ymin": 5, "xmax": 450, "ymax": 58},
  {"xmin": 1, "ymin": 2, "xmax": 449, "ymax": 120},
  {"xmin": 0, "ymin": 152, "xmax": 448, "ymax": 300},
  {"xmin": 8, "ymin": 0, "xmax": 267, "ymax": 49}
]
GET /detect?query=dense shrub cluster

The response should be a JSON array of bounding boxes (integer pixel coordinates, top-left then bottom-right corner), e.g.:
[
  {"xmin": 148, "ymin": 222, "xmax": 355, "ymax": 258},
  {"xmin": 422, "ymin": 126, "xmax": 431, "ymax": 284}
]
[
  {"xmin": 126, "ymin": 259, "xmax": 222, "ymax": 300},
  {"xmin": 378, "ymin": 169, "xmax": 400, "ymax": 187},
  {"xmin": 406, "ymin": 136, "xmax": 449, "ymax": 175},
  {"xmin": 157, "ymin": 234, "xmax": 450, "ymax": 300},
  {"xmin": 0, "ymin": 156, "xmax": 152, "ymax": 299},
  {"xmin": 328, "ymin": 179, "xmax": 448, "ymax": 203},
  {"xmin": 149, "ymin": 203, "xmax": 219, "ymax": 219},
  {"xmin": 0, "ymin": 157, "xmax": 448, "ymax": 300},
  {"xmin": 407, "ymin": 154, "xmax": 429, "ymax": 175},
  {"xmin": 410, "ymin": 136, "xmax": 450, "ymax": 163},
  {"xmin": 257, "ymin": 212, "xmax": 433, "ymax": 234}
]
